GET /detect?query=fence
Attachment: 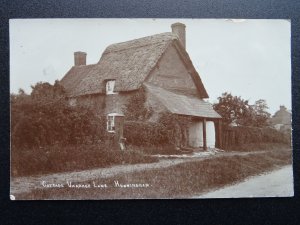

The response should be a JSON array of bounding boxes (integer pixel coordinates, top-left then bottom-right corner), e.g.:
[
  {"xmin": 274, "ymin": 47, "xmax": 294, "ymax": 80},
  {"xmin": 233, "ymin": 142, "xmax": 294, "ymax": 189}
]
[{"xmin": 221, "ymin": 126, "xmax": 291, "ymax": 150}]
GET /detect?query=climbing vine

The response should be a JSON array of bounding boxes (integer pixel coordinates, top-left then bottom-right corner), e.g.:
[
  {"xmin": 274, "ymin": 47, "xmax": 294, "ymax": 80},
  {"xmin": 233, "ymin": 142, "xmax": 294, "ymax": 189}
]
[{"xmin": 124, "ymin": 87, "xmax": 153, "ymax": 121}]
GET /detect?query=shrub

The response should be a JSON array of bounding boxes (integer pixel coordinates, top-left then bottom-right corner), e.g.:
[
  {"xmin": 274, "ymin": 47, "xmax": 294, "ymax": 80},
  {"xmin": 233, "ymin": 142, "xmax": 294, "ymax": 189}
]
[
  {"xmin": 124, "ymin": 121, "xmax": 169, "ymax": 146},
  {"xmin": 11, "ymin": 82, "xmax": 107, "ymax": 148}
]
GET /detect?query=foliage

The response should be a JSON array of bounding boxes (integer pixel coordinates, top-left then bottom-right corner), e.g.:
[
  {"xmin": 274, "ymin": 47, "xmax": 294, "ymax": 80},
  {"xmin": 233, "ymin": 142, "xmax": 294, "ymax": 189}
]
[
  {"xmin": 124, "ymin": 87, "xmax": 192, "ymax": 147},
  {"xmin": 222, "ymin": 126, "xmax": 291, "ymax": 150},
  {"xmin": 124, "ymin": 121, "xmax": 169, "ymax": 146},
  {"xmin": 124, "ymin": 87, "xmax": 153, "ymax": 121},
  {"xmin": 252, "ymin": 99, "xmax": 271, "ymax": 127},
  {"xmin": 11, "ymin": 144, "xmax": 158, "ymax": 177},
  {"xmin": 124, "ymin": 110, "xmax": 191, "ymax": 148},
  {"xmin": 213, "ymin": 92, "xmax": 271, "ymax": 127},
  {"xmin": 11, "ymin": 81, "xmax": 106, "ymax": 148},
  {"xmin": 124, "ymin": 88, "xmax": 179, "ymax": 147},
  {"xmin": 213, "ymin": 92, "xmax": 252, "ymax": 126},
  {"xmin": 158, "ymin": 112, "xmax": 191, "ymax": 147},
  {"xmin": 31, "ymin": 81, "xmax": 66, "ymax": 101}
]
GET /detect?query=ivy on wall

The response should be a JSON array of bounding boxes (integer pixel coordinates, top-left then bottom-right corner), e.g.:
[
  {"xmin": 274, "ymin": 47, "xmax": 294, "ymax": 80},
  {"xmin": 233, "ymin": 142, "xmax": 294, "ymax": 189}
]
[{"xmin": 124, "ymin": 87, "xmax": 153, "ymax": 121}]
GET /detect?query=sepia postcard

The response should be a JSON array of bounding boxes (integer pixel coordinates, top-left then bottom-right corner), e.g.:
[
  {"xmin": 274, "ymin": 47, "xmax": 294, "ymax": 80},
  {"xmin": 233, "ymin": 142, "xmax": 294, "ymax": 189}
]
[{"xmin": 10, "ymin": 19, "xmax": 293, "ymax": 200}]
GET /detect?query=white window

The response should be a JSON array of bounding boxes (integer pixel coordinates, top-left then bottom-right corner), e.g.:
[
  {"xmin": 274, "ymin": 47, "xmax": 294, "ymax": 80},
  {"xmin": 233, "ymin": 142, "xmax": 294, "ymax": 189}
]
[
  {"xmin": 107, "ymin": 115, "xmax": 115, "ymax": 132},
  {"xmin": 106, "ymin": 80, "xmax": 116, "ymax": 95}
]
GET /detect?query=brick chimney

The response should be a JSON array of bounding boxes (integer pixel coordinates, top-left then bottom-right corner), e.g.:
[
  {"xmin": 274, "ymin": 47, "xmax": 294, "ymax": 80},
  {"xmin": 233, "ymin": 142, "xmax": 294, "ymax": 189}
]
[
  {"xmin": 171, "ymin": 22, "xmax": 186, "ymax": 49},
  {"xmin": 74, "ymin": 51, "xmax": 87, "ymax": 66}
]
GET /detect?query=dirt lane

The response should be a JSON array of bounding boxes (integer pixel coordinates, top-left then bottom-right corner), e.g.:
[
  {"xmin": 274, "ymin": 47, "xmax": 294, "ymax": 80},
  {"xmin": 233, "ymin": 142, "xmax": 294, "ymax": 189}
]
[{"xmin": 198, "ymin": 165, "xmax": 294, "ymax": 198}]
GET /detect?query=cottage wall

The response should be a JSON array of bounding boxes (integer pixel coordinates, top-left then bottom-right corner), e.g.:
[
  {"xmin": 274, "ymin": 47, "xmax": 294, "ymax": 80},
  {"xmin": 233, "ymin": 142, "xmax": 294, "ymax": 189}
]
[{"xmin": 146, "ymin": 45, "xmax": 198, "ymax": 96}]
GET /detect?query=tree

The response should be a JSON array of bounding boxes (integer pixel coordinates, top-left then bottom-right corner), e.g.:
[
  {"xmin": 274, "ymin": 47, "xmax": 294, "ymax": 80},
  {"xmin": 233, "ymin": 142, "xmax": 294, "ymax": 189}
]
[
  {"xmin": 213, "ymin": 92, "xmax": 253, "ymax": 126},
  {"xmin": 31, "ymin": 80, "xmax": 66, "ymax": 102},
  {"xmin": 252, "ymin": 99, "xmax": 271, "ymax": 127},
  {"xmin": 11, "ymin": 81, "xmax": 105, "ymax": 148},
  {"xmin": 213, "ymin": 93, "xmax": 271, "ymax": 127}
]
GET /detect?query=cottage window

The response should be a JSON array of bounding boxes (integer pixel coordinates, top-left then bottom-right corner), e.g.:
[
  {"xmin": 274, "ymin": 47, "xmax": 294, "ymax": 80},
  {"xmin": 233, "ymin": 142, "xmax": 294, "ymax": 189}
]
[
  {"xmin": 106, "ymin": 80, "xmax": 116, "ymax": 95},
  {"xmin": 107, "ymin": 115, "xmax": 115, "ymax": 132}
]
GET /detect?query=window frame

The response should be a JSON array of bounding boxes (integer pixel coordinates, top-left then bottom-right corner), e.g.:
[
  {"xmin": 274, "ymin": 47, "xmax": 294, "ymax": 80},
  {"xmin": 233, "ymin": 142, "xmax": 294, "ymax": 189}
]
[
  {"xmin": 106, "ymin": 80, "xmax": 116, "ymax": 95},
  {"xmin": 107, "ymin": 114, "xmax": 115, "ymax": 133}
]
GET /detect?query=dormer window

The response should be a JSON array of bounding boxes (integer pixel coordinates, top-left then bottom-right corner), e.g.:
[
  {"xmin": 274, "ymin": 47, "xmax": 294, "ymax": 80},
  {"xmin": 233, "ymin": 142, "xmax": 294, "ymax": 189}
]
[{"xmin": 106, "ymin": 80, "xmax": 116, "ymax": 95}]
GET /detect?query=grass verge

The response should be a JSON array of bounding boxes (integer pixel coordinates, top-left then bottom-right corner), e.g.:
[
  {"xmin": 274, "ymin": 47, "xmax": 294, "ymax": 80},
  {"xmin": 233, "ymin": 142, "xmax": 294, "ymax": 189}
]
[{"xmin": 227, "ymin": 143, "xmax": 292, "ymax": 152}]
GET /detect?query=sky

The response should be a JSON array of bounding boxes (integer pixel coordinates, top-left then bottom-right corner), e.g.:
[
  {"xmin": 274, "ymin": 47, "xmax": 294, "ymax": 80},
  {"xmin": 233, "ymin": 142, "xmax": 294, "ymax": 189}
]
[{"xmin": 9, "ymin": 19, "xmax": 291, "ymax": 114}]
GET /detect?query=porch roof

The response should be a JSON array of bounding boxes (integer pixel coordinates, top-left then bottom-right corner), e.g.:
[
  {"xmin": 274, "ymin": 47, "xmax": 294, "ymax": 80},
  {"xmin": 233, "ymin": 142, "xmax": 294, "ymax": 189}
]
[{"xmin": 145, "ymin": 84, "xmax": 221, "ymax": 119}]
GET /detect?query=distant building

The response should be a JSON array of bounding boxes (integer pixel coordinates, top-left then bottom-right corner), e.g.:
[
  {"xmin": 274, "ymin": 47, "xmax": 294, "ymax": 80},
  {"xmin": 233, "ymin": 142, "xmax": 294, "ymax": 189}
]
[{"xmin": 270, "ymin": 105, "xmax": 292, "ymax": 132}]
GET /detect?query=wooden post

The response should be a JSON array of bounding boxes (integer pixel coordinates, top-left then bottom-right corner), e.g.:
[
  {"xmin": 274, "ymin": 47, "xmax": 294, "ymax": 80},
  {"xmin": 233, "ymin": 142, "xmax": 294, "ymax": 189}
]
[
  {"xmin": 203, "ymin": 118, "xmax": 207, "ymax": 150},
  {"xmin": 218, "ymin": 119, "xmax": 222, "ymax": 149}
]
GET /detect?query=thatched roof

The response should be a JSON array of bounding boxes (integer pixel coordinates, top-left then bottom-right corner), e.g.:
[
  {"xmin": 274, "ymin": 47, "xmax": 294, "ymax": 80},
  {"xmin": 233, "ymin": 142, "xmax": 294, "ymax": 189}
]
[
  {"xmin": 145, "ymin": 84, "xmax": 221, "ymax": 119},
  {"xmin": 60, "ymin": 32, "xmax": 208, "ymax": 98},
  {"xmin": 60, "ymin": 64, "xmax": 96, "ymax": 97}
]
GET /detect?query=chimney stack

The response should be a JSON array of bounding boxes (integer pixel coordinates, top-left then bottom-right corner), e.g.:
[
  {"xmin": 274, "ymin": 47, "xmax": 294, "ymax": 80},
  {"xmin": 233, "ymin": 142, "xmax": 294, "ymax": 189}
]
[
  {"xmin": 74, "ymin": 51, "xmax": 87, "ymax": 66},
  {"xmin": 171, "ymin": 22, "xmax": 186, "ymax": 49}
]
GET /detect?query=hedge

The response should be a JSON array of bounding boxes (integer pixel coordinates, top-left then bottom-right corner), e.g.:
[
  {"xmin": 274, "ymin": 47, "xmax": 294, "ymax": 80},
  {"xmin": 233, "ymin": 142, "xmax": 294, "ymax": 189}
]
[
  {"xmin": 11, "ymin": 99, "xmax": 107, "ymax": 148},
  {"xmin": 124, "ymin": 121, "xmax": 170, "ymax": 146},
  {"xmin": 222, "ymin": 126, "xmax": 291, "ymax": 149}
]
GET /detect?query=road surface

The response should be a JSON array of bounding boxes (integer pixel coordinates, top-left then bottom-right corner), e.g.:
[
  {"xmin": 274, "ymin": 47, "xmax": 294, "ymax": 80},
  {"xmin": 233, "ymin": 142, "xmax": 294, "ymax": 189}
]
[{"xmin": 199, "ymin": 165, "xmax": 294, "ymax": 198}]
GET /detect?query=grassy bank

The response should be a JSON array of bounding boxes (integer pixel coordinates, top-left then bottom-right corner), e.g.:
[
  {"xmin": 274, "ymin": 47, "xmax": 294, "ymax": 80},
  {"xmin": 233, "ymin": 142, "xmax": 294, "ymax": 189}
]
[
  {"xmin": 17, "ymin": 146, "xmax": 292, "ymax": 199},
  {"xmin": 11, "ymin": 144, "xmax": 158, "ymax": 177},
  {"xmin": 227, "ymin": 142, "xmax": 292, "ymax": 152}
]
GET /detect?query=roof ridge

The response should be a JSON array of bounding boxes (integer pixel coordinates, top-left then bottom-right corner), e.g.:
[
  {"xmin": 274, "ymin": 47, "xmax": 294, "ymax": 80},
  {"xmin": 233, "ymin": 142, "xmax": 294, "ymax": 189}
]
[
  {"xmin": 103, "ymin": 41, "xmax": 170, "ymax": 55},
  {"xmin": 103, "ymin": 32, "xmax": 177, "ymax": 54}
]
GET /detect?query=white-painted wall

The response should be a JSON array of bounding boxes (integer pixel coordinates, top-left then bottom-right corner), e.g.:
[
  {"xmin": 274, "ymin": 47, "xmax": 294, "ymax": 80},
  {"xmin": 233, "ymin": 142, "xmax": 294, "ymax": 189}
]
[
  {"xmin": 206, "ymin": 121, "xmax": 216, "ymax": 148},
  {"xmin": 188, "ymin": 121, "xmax": 215, "ymax": 148}
]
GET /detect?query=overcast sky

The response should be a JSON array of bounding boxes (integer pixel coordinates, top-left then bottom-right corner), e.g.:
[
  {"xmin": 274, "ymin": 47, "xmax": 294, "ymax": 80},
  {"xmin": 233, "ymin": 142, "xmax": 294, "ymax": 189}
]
[{"xmin": 10, "ymin": 19, "xmax": 291, "ymax": 114}]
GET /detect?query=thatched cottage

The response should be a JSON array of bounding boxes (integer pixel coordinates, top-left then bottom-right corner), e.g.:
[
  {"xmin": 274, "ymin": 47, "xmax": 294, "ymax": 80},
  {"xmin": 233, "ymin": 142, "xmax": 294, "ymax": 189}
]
[{"xmin": 60, "ymin": 22, "xmax": 222, "ymax": 150}]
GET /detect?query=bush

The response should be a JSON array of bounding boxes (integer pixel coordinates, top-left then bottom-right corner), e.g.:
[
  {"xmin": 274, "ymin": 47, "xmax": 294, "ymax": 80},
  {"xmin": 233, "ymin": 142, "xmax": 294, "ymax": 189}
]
[
  {"xmin": 11, "ymin": 83, "xmax": 107, "ymax": 148},
  {"xmin": 11, "ymin": 100, "xmax": 105, "ymax": 147},
  {"xmin": 124, "ymin": 121, "xmax": 169, "ymax": 146}
]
